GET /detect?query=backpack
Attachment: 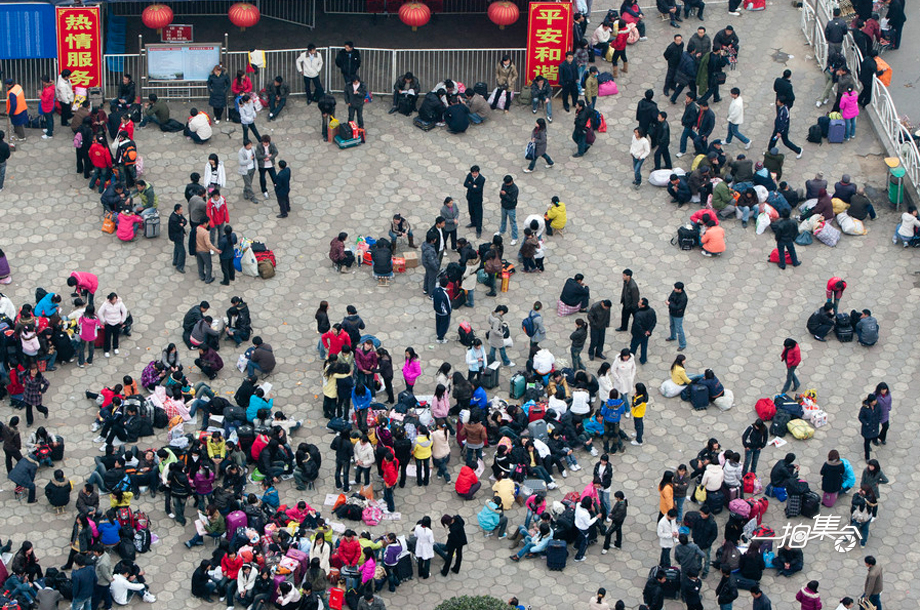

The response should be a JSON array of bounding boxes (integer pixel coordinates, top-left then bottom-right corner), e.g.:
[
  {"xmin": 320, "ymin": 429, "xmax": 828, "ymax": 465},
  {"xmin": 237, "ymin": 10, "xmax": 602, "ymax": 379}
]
[
  {"xmin": 118, "ymin": 140, "xmax": 138, "ymax": 166},
  {"xmin": 806, "ymin": 123, "xmax": 823, "ymax": 143},
  {"xmin": 674, "ymin": 225, "xmax": 696, "ymax": 250},
  {"xmin": 339, "ymin": 121, "xmax": 354, "ymax": 140},
  {"xmin": 755, "ymin": 398, "xmax": 776, "ymax": 421},
  {"xmin": 522, "ymin": 312, "xmax": 537, "ymax": 337},
  {"xmin": 133, "ymin": 528, "xmax": 151, "ymax": 553},
  {"xmin": 73, "ymin": 131, "xmax": 83, "ymax": 149},
  {"xmin": 458, "ymin": 322, "xmax": 476, "ymax": 347},
  {"xmin": 134, "ymin": 510, "xmax": 149, "ymax": 531},
  {"xmin": 770, "ymin": 411, "xmax": 792, "ymax": 437},
  {"xmin": 115, "ymin": 507, "xmax": 135, "ymax": 529}
]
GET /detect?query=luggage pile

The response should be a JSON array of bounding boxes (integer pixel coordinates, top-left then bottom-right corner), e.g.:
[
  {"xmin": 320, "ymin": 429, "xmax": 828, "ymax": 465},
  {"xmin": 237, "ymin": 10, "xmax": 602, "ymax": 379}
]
[{"xmin": 756, "ymin": 390, "xmax": 825, "ymax": 437}]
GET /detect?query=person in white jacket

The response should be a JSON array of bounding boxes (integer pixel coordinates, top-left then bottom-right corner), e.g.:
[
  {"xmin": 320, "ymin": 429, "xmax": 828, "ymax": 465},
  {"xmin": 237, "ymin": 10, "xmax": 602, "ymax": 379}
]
[
  {"xmin": 239, "ymin": 95, "xmax": 262, "ymax": 144},
  {"xmin": 185, "ymin": 108, "xmax": 212, "ymax": 144},
  {"xmin": 0, "ymin": 292, "xmax": 15, "ymax": 320},
  {"xmin": 237, "ymin": 141, "xmax": 257, "ymax": 203},
  {"xmin": 296, "ymin": 45, "xmax": 324, "ymax": 103},
  {"xmin": 465, "ymin": 339, "xmax": 488, "ymax": 383},
  {"xmin": 97, "ymin": 292, "xmax": 128, "ymax": 358},
  {"xmin": 725, "ymin": 87, "xmax": 751, "ymax": 148},
  {"xmin": 203, "ymin": 154, "xmax": 226, "ymax": 190},
  {"xmin": 236, "ymin": 563, "xmax": 257, "ymax": 607},
  {"xmin": 353, "ymin": 436, "xmax": 375, "ymax": 487},
  {"xmin": 701, "ymin": 462, "xmax": 725, "ymax": 491},
  {"xmin": 630, "ymin": 128, "xmax": 652, "ymax": 187},
  {"xmin": 722, "ymin": 450, "xmax": 743, "ymax": 488},
  {"xmin": 413, "ymin": 517, "xmax": 436, "ymax": 578},
  {"xmin": 611, "ymin": 349, "xmax": 637, "ymax": 405},
  {"xmin": 110, "ymin": 570, "xmax": 155, "ymax": 605},
  {"xmin": 657, "ymin": 509, "xmax": 679, "ymax": 567},
  {"xmin": 55, "ymin": 70, "xmax": 75, "ymax": 127}
]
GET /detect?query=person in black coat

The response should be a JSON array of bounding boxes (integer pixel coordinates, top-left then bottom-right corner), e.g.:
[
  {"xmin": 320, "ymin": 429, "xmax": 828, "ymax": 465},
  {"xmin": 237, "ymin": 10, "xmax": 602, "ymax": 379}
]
[
  {"xmin": 769, "ymin": 453, "xmax": 799, "ymax": 490},
  {"xmin": 653, "ymin": 112, "xmax": 672, "ymax": 170},
  {"xmin": 741, "ymin": 419, "xmax": 768, "ymax": 474},
  {"xmin": 665, "ymin": 281, "xmax": 687, "ymax": 346},
  {"xmin": 773, "ymin": 69, "xmax": 795, "ymax": 108},
  {"xmin": 206, "ymin": 66, "xmax": 231, "ymax": 122},
  {"xmin": 419, "ymin": 91, "xmax": 446, "ymax": 124},
  {"xmin": 44, "ymin": 469, "xmax": 72, "ymax": 510},
  {"xmin": 437, "ymin": 514, "xmax": 468, "ymax": 576},
  {"xmin": 560, "ymin": 275, "xmax": 591, "ymax": 311},
  {"xmin": 167, "ymin": 204, "xmax": 188, "ymax": 274},
  {"xmin": 690, "ymin": 505, "xmax": 718, "ymax": 577},
  {"xmin": 858, "ymin": 51, "xmax": 883, "ymax": 107},
  {"xmin": 643, "ymin": 570, "xmax": 667, "ymax": 610},
  {"xmin": 334, "ymin": 42, "xmax": 362, "ymax": 84},
  {"xmin": 858, "ymin": 394, "xmax": 881, "ymax": 461},
  {"xmin": 636, "ymin": 89, "xmax": 659, "ymax": 134},
  {"xmin": 372, "ymin": 239, "xmax": 394, "ymax": 285},
  {"xmin": 663, "ymin": 36, "xmax": 685, "ymax": 96},
  {"xmin": 191, "ymin": 559, "xmax": 218, "ymax": 602},
  {"xmin": 628, "ymin": 298, "xmax": 656, "ymax": 365},
  {"xmin": 318, "ymin": 94, "xmax": 337, "ymax": 141},
  {"xmin": 274, "ymin": 160, "xmax": 291, "ymax": 218},
  {"xmin": 463, "ymin": 166, "xmax": 486, "ymax": 238},
  {"xmin": 692, "ymin": 101, "xmax": 715, "ymax": 155},
  {"xmin": 771, "ymin": 543, "xmax": 804, "ymax": 576},
  {"xmin": 885, "ymin": 0, "xmax": 906, "ymax": 49},
  {"xmin": 806, "ymin": 303, "xmax": 835, "ymax": 341},
  {"xmin": 671, "ymin": 52, "xmax": 699, "ymax": 104}
]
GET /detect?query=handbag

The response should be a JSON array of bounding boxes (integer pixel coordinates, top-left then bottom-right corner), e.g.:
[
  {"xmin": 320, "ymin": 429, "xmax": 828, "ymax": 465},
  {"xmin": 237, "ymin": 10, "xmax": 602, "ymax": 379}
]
[
  {"xmin": 524, "ymin": 141, "xmax": 535, "ymax": 160},
  {"xmin": 715, "ymin": 72, "xmax": 727, "ymax": 85},
  {"xmin": 102, "ymin": 212, "xmax": 116, "ymax": 234},
  {"xmin": 694, "ymin": 484, "xmax": 707, "ymax": 503},
  {"xmin": 585, "ymin": 128, "xmax": 596, "ymax": 145},
  {"xmin": 852, "ymin": 504, "xmax": 871, "ymax": 523}
]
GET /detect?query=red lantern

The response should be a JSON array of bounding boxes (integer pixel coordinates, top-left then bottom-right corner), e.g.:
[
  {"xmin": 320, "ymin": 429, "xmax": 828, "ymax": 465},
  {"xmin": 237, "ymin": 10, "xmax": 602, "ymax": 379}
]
[
  {"xmin": 487, "ymin": 0, "xmax": 519, "ymax": 29},
  {"xmin": 141, "ymin": 4, "xmax": 174, "ymax": 34},
  {"xmin": 228, "ymin": 2, "xmax": 261, "ymax": 30},
  {"xmin": 399, "ymin": 2, "xmax": 431, "ymax": 30}
]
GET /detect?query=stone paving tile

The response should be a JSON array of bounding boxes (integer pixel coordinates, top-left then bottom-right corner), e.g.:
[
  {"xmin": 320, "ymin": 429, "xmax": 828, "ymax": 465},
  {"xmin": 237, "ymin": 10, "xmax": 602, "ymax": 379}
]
[{"xmin": 1, "ymin": 3, "xmax": 917, "ymax": 609}]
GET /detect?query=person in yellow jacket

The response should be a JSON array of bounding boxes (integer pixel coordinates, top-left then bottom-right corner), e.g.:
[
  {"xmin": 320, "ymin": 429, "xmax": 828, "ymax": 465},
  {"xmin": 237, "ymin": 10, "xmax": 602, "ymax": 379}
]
[
  {"xmin": 412, "ymin": 425, "xmax": 433, "ymax": 487},
  {"xmin": 5, "ymin": 79, "xmax": 29, "ymax": 141},
  {"xmin": 670, "ymin": 354, "xmax": 694, "ymax": 385},
  {"xmin": 630, "ymin": 383, "xmax": 649, "ymax": 446},
  {"xmin": 545, "ymin": 196, "xmax": 567, "ymax": 236}
]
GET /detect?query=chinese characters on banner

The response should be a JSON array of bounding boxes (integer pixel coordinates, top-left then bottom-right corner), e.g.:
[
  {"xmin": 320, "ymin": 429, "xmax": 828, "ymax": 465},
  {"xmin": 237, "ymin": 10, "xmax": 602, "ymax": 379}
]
[
  {"xmin": 525, "ymin": 2, "xmax": 573, "ymax": 86},
  {"xmin": 56, "ymin": 6, "xmax": 102, "ymax": 88}
]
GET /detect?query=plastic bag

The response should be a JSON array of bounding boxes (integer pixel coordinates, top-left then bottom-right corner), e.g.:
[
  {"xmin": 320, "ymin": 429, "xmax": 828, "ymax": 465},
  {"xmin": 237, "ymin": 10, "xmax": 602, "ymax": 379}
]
[
  {"xmin": 755, "ymin": 210, "xmax": 772, "ymax": 235},
  {"xmin": 240, "ymin": 247, "xmax": 258, "ymax": 276},
  {"xmin": 659, "ymin": 379, "xmax": 683, "ymax": 398}
]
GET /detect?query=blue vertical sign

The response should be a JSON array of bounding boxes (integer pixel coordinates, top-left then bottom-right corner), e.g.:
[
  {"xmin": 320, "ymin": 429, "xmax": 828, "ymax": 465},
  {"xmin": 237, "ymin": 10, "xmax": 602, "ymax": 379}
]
[{"xmin": 0, "ymin": 3, "xmax": 58, "ymax": 59}]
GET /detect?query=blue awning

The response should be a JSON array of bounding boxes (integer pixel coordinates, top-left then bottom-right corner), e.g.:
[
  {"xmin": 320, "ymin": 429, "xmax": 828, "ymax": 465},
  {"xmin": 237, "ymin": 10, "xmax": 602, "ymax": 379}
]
[{"xmin": 0, "ymin": 2, "xmax": 57, "ymax": 59}]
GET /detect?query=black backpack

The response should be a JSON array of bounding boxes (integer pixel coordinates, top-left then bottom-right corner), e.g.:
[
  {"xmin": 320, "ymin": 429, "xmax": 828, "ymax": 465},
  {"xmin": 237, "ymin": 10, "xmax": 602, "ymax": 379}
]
[
  {"xmin": 339, "ymin": 121, "xmax": 354, "ymax": 140},
  {"xmin": 770, "ymin": 411, "xmax": 792, "ymax": 436},
  {"xmin": 672, "ymin": 225, "xmax": 697, "ymax": 250},
  {"xmin": 35, "ymin": 287, "xmax": 48, "ymax": 306},
  {"xmin": 806, "ymin": 123, "xmax": 823, "ymax": 143}
]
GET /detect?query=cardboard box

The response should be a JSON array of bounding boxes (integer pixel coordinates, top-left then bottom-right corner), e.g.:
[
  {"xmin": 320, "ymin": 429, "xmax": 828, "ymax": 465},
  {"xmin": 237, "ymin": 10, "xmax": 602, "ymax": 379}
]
[{"xmin": 403, "ymin": 251, "xmax": 419, "ymax": 269}]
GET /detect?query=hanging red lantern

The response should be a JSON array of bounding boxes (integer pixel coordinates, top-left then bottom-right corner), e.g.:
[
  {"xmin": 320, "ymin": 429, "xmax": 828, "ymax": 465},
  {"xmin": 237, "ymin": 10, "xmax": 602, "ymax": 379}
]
[
  {"xmin": 228, "ymin": 2, "xmax": 261, "ymax": 31},
  {"xmin": 487, "ymin": 0, "xmax": 519, "ymax": 29},
  {"xmin": 141, "ymin": 4, "xmax": 174, "ymax": 34},
  {"xmin": 399, "ymin": 2, "xmax": 431, "ymax": 31}
]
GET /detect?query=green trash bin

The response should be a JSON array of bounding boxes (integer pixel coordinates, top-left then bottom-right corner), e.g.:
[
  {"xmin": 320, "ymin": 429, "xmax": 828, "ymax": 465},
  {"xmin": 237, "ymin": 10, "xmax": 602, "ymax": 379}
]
[{"xmin": 889, "ymin": 166, "xmax": 906, "ymax": 205}]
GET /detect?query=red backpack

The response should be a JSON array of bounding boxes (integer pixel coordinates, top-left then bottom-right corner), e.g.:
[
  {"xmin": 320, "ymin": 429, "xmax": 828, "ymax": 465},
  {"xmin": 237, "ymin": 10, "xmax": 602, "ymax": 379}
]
[
  {"xmin": 115, "ymin": 507, "xmax": 135, "ymax": 529},
  {"xmin": 755, "ymin": 398, "xmax": 776, "ymax": 421}
]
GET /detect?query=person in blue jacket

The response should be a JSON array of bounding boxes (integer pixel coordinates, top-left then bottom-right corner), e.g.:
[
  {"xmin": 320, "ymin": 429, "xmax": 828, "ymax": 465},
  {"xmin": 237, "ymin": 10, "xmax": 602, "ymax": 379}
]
[
  {"xmin": 352, "ymin": 383, "xmax": 372, "ymax": 431},
  {"xmin": 600, "ymin": 390, "xmax": 626, "ymax": 454},
  {"xmin": 470, "ymin": 380, "xmax": 488, "ymax": 411},
  {"xmin": 246, "ymin": 387, "xmax": 273, "ymax": 423},
  {"xmin": 35, "ymin": 292, "xmax": 62, "ymax": 317}
]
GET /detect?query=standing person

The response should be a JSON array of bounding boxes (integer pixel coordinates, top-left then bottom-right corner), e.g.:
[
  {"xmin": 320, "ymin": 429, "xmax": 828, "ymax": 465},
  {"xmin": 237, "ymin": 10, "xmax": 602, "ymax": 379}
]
[
  {"xmin": 716, "ymin": 566, "xmax": 738, "ymax": 610},
  {"xmin": 875, "ymin": 382, "xmax": 891, "ymax": 445},
  {"xmin": 76, "ymin": 305, "xmax": 103, "ymax": 367},
  {"xmin": 657, "ymin": 509, "xmax": 679, "ymax": 567},
  {"xmin": 421, "ymin": 234, "xmax": 439, "ymax": 297},
  {"xmin": 769, "ymin": 98, "xmax": 802, "ymax": 159},
  {"xmin": 725, "ymin": 87, "xmax": 751, "ymax": 149},
  {"xmin": 825, "ymin": 277, "xmax": 846, "ymax": 313},
  {"xmin": 570, "ymin": 318, "xmax": 588, "ymax": 371},
  {"xmin": 572, "ymin": 100, "xmax": 591, "ymax": 157},
  {"xmin": 413, "ymin": 517, "xmax": 435, "ymax": 579},
  {"xmin": 525, "ymin": 119, "xmax": 555, "ymax": 173},
  {"xmin": 664, "ymin": 35, "xmax": 685, "ymax": 96},
  {"xmin": 665, "ymin": 282, "xmax": 688, "ymax": 351},
  {"xmin": 206, "ymin": 65, "xmax": 230, "ymax": 123},
  {"xmin": 203, "ymin": 153, "xmax": 226, "ymax": 191},
  {"xmin": 773, "ymin": 69, "xmax": 796, "ymax": 108},
  {"xmin": 796, "ymin": 581, "xmax": 822, "ymax": 610},
  {"xmin": 487, "ymin": 306, "xmax": 514, "ymax": 367},
  {"xmin": 335, "ymin": 42, "xmax": 362, "ymax": 86},
  {"xmin": 345, "ymin": 76, "xmax": 367, "ymax": 130},
  {"xmin": 558, "ymin": 52, "xmax": 579, "ymax": 112},
  {"xmin": 751, "ymin": 587, "xmax": 772, "ymax": 610},
  {"xmin": 631, "ymin": 384, "xmax": 648, "ymax": 446},
  {"xmin": 780, "ymin": 338, "xmax": 801, "ymax": 394},
  {"xmin": 167, "ymin": 204, "xmax": 188, "ymax": 274},
  {"xmin": 630, "ymin": 128, "xmax": 651, "ymax": 187},
  {"xmin": 629, "ymin": 298, "xmax": 656, "ymax": 365},
  {"xmin": 237, "ymin": 140, "xmax": 257, "ymax": 204},
  {"xmin": 653, "ymin": 112, "xmax": 672, "ymax": 171},
  {"xmin": 257, "ymin": 135, "xmax": 278, "ymax": 200},
  {"xmin": 770, "ymin": 209, "xmax": 801, "ymax": 269},
  {"xmin": 840, "ymin": 86, "xmax": 859, "ymax": 141},
  {"xmin": 318, "ymin": 93, "xmax": 336, "ymax": 142},
  {"xmin": 820, "ymin": 450, "xmax": 845, "ymax": 507},
  {"xmin": 98, "ymin": 292, "xmax": 128, "ymax": 358},
  {"xmin": 859, "ymin": 394, "xmax": 880, "ymax": 462},
  {"xmin": 433, "ymin": 277, "xmax": 452, "ymax": 344},
  {"xmin": 692, "ymin": 100, "xmax": 715, "ymax": 155},
  {"xmin": 741, "ymin": 419, "xmax": 768, "ymax": 474},
  {"xmin": 587, "ymin": 299, "xmax": 612, "ymax": 361},
  {"xmin": 92, "ymin": 544, "xmax": 113, "ymax": 610},
  {"xmin": 402, "ymin": 348, "xmax": 421, "ymax": 393},
  {"xmin": 0, "ymin": 130, "xmax": 10, "ymax": 193},
  {"xmin": 616, "ymin": 269, "xmax": 640, "ymax": 332},
  {"xmin": 274, "ymin": 160, "xmax": 291, "ymax": 218},
  {"xmin": 437, "ymin": 514, "xmax": 468, "ymax": 576},
  {"xmin": 218, "ymin": 226, "xmax": 237, "ymax": 286},
  {"xmin": 698, "ymin": 47, "xmax": 727, "ymax": 104},
  {"xmin": 296, "ymin": 44, "xmax": 324, "ymax": 103},
  {"xmin": 612, "ymin": 349, "xmax": 637, "ymax": 405},
  {"xmin": 56, "ymin": 70, "xmax": 74, "ymax": 127},
  {"xmin": 573, "ymin": 496, "xmax": 598, "ymax": 562},
  {"xmin": 5, "ymin": 79, "xmax": 30, "ymax": 141},
  {"xmin": 609, "ymin": 20, "xmax": 634, "ymax": 77},
  {"xmin": 206, "ymin": 188, "xmax": 229, "ymax": 243},
  {"xmin": 498, "ymin": 175, "xmax": 519, "ymax": 246},
  {"xmin": 38, "ymin": 75, "xmax": 55, "ymax": 139},
  {"xmin": 195, "ymin": 220, "xmax": 221, "ymax": 284},
  {"xmin": 676, "ymin": 92, "xmax": 700, "ymax": 157},
  {"xmin": 22, "ymin": 364, "xmax": 50, "ymax": 427},
  {"xmin": 440, "ymin": 197, "xmax": 460, "ymax": 250},
  {"xmin": 863, "ymin": 556, "xmax": 883, "ymax": 610},
  {"xmin": 1, "ymin": 417, "xmax": 22, "ymax": 474},
  {"xmin": 492, "ymin": 56, "xmax": 517, "ymax": 113},
  {"xmin": 239, "ymin": 94, "xmax": 261, "ymax": 146},
  {"xmin": 463, "ymin": 166, "xmax": 485, "ymax": 239},
  {"xmin": 636, "ymin": 89, "xmax": 659, "ymax": 134}
]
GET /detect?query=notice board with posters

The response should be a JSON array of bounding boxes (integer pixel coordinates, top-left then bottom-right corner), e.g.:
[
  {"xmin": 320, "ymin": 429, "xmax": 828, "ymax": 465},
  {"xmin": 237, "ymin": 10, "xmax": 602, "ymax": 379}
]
[
  {"xmin": 524, "ymin": 1, "xmax": 573, "ymax": 86},
  {"xmin": 146, "ymin": 44, "xmax": 220, "ymax": 81}
]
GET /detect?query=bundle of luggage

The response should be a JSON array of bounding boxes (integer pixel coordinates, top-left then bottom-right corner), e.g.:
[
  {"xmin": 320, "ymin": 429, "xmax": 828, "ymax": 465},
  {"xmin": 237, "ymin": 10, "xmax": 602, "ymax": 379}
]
[{"xmin": 335, "ymin": 120, "xmax": 366, "ymax": 149}]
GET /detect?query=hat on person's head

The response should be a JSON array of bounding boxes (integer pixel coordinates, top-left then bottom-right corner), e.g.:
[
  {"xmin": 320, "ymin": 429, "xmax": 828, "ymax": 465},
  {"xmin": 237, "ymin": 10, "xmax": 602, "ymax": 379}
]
[
  {"xmin": 755, "ymin": 162, "xmax": 764, "ymax": 170},
  {"xmin": 4, "ymin": 79, "xmax": 13, "ymax": 86},
  {"xmin": 815, "ymin": 172, "xmax": 824, "ymax": 178},
  {"xmin": 711, "ymin": 139, "xmax": 722, "ymax": 146},
  {"xmin": 842, "ymin": 174, "xmax": 851, "ymax": 183},
  {"xmin": 769, "ymin": 147, "xmax": 779, "ymax": 155}
]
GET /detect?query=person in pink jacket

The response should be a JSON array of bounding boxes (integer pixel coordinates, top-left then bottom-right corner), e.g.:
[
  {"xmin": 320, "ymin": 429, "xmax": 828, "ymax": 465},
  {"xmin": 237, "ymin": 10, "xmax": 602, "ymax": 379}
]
[
  {"xmin": 77, "ymin": 305, "xmax": 103, "ymax": 367},
  {"xmin": 402, "ymin": 347, "xmax": 422, "ymax": 392},
  {"xmin": 116, "ymin": 209, "xmax": 144, "ymax": 241},
  {"xmin": 68, "ymin": 271, "xmax": 99, "ymax": 306},
  {"xmin": 839, "ymin": 86, "xmax": 859, "ymax": 141}
]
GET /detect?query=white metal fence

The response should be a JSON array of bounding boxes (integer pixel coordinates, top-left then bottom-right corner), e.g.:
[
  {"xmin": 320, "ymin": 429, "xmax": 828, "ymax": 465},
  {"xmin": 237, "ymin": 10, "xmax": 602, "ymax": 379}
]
[
  {"xmin": 800, "ymin": 0, "xmax": 919, "ymax": 196},
  {"xmin": 0, "ymin": 58, "xmax": 59, "ymax": 103}
]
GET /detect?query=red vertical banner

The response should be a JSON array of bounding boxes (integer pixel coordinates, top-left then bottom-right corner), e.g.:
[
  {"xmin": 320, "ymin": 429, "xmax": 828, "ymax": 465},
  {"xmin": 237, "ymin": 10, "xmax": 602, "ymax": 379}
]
[
  {"xmin": 525, "ymin": 2, "xmax": 573, "ymax": 86},
  {"xmin": 56, "ymin": 6, "xmax": 103, "ymax": 88}
]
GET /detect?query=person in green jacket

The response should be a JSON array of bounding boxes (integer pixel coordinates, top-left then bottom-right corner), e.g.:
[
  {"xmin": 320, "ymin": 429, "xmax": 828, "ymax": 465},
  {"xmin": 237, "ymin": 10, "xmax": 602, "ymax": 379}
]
[{"xmin": 141, "ymin": 93, "xmax": 170, "ymax": 128}]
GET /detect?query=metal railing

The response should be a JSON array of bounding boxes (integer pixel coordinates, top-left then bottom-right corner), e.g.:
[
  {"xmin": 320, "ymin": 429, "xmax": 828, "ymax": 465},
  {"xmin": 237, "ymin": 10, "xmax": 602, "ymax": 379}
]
[
  {"xmin": 0, "ymin": 58, "xmax": 58, "ymax": 103},
  {"xmin": 800, "ymin": 0, "xmax": 919, "ymax": 196}
]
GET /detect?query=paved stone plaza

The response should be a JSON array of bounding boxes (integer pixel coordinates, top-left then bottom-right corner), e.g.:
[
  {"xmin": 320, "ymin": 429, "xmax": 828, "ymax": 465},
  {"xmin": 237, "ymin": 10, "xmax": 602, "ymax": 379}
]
[{"xmin": 1, "ymin": 3, "xmax": 918, "ymax": 608}]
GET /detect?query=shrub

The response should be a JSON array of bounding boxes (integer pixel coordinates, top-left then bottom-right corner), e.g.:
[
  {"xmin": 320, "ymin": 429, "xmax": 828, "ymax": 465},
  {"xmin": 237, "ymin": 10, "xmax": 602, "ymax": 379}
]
[{"xmin": 434, "ymin": 595, "xmax": 509, "ymax": 610}]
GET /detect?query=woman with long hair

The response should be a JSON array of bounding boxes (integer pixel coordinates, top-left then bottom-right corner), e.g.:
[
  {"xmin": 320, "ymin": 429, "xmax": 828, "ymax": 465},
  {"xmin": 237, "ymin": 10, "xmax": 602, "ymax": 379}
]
[
  {"xmin": 657, "ymin": 470, "xmax": 675, "ymax": 523},
  {"xmin": 525, "ymin": 118, "xmax": 554, "ymax": 173}
]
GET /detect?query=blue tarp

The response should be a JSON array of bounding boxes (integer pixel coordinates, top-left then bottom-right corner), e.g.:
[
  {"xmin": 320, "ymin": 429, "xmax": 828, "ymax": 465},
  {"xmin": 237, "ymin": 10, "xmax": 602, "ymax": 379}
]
[{"xmin": 0, "ymin": 3, "xmax": 57, "ymax": 59}]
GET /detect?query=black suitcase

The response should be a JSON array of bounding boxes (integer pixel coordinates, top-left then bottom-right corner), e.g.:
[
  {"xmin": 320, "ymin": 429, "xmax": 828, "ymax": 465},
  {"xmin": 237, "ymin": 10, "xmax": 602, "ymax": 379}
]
[
  {"xmin": 51, "ymin": 435, "xmax": 65, "ymax": 461},
  {"xmin": 395, "ymin": 554, "xmax": 414, "ymax": 582},
  {"xmin": 801, "ymin": 491, "xmax": 821, "ymax": 518},
  {"xmin": 474, "ymin": 82, "xmax": 488, "ymax": 97},
  {"xmin": 785, "ymin": 494, "xmax": 802, "ymax": 518},
  {"xmin": 413, "ymin": 116, "xmax": 436, "ymax": 131},
  {"xmin": 690, "ymin": 383, "xmax": 709, "ymax": 410},
  {"xmin": 706, "ymin": 489, "xmax": 725, "ymax": 515},
  {"xmin": 546, "ymin": 539, "xmax": 568, "ymax": 571},
  {"xmin": 774, "ymin": 394, "xmax": 804, "ymax": 418},
  {"xmin": 834, "ymin": 312, "xmax": 853, "ymax": 342},
  {"xmin": 397, "ymin": 95, "xmax": 415, "ymax": 116},
  {"xmin": 237, "ymin": 424, "xmax": 256, "ymax": 458},
  {"xmin": 661, "ymin": 566, "xmax": 681, "ymax": 599},
  {"xmin": 481, "ymin": 364, "xmax": 500, "ymax": 389}
]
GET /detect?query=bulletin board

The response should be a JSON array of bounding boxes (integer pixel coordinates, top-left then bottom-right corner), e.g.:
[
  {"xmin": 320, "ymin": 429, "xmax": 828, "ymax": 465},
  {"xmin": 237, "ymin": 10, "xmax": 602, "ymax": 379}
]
[{"xmin": 146, "ymin": 43, "xmax": 220, "ymax": 81}]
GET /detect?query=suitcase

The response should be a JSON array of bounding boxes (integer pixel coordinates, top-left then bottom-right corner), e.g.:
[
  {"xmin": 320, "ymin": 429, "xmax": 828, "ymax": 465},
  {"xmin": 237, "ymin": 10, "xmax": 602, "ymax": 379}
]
[
  {"xmin": 744, "ymin": 0, "xmax": 765, "ymax": 9},
  {"xmin": 413, "ymin": 117, "xmax": 436, "ymax": 131},
  {"xmin": 725, "ymin": 485, "xmax": 743, "ymax": 505},
  {"xmin": 270, "ymin": 573, "xmax": 288, "ymax": 602},
  {"xmin": 801, "ymin": 490, "xmax": 821, "ymax": 517},
  {"xmin": 51, "ymin": 436, "xmax": 65, "ymax": 461},
  {"xmin": 689, "ymin": 383, "xmax": 709, "ymax": 410},
  {"xmin": 144, "ymin": 214, "xmax": 160, "ymax": 238},
  {"xmin": 774, "ymin": 394, "xmax": 804, "ymax": 419},
  {"xmin": 661, "ymin": 566, "xmax": 681, "ymax": 599},
  {"xmin": 785, "ymin": 493, "xmax": 802, "ymax": 517},
  {"xmin": 395, "ymin": 554, "xmax": 414, "ymax": 582},
  {"xmin": 226, "ymin": 510, "xmax": 248, "ymax": 538},
  {"xmin": 834, "ymin": 313, "xmax": 853, "ymax": 342},
  {"xmin": 510, "ymin": 374, "xmax": 525, "ymax": 400},
  {"xmin": 827, "ymin": 118, "xmax": 846, "ymax": 143},
  {"xmin": 706, "ymin": 489, "xmax": 725, "ymax": 515},
  {"xmin": 482, "ymin": 364, "xmax": 500, "ymax": 390},
  {"xmin": 546, "ymin": 539, "xmax": 568, "ymax": 570},
  {"xmin": 334, "ymin": 135, "xmax": 363, "ymax": 149},
  {"xmin": 520, "ymin": 478, "xmax": 548, "ymax": 497},
  {"xmin": 527, "ymin": 402, "xmax": 547, "ymax": 422}
]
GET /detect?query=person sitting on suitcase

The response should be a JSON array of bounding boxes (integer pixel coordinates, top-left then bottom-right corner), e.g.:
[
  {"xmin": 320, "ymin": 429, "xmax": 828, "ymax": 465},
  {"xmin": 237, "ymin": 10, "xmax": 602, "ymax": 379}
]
[
  {"xmin": 697, "ymin": 369, "xmax": 724, "ymax": 401},
  {"xmin": 389, "ymin": 72, "xmax": 421, "ymax": 116},
  {"xmin": 854, "ymin": 309, "xmax": 879, "ymax": 346},
  {"xmin": 806, "ymin": 302, "xmax": 836, "ymax": 342}
]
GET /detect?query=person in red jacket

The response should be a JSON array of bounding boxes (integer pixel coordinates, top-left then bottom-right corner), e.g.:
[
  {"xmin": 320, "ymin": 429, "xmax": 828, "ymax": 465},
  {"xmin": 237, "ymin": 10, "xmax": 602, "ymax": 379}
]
[
  {"xmin": 781, "ymin": 338, "xmax": 801, "ymax": 395},
  {"xmin": 39, "ymin": 75, "xmax": 55, "ymax": 139},
  {"xmin": 321, "ymin": 324, "xmax": 352, "ymax": 357},
  {"xmin": 219, "ymin": 549, "xmax": 244, "ymax": 603},
  {"xmin": 334, "ymin": 530, "xmax": 363, "ymax": 567},
  {"xmin": 382, "ymin": 451, "xmax": 398, "ymax": 513},
  {"xmin": 87, "ymin": 136, "xmax": 113, "ymax": 194},
  {"xmin": 825, "ymin": 277, "xmax": 846, "ymax": 313},
  {"xmin": 454, "ymin": 465, "xmax": 481, "ymax": 500}
]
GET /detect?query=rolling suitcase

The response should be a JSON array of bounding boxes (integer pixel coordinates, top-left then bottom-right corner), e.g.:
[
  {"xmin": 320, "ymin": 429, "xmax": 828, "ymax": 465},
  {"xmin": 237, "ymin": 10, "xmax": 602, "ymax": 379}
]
[
  {"xmin": 546, "ymin": 539, "xmax": 568, "ymax": 571},
  {"xmin": 834, "ymin": 312, "xmax": 853, "ymax": 342},
  {"xmin": 413, "ymin": 117, "xmax": 436, "ymax": 131},
  {"xmin": 706, "ymin": 489, "xmax": 725, "ymax": 515},
  {"xmin": 827, "ymin": 118, "xmax": 846, "ymax": 143},
  {"xmin": 395, "ymin": 554, "xmax": 414, "ymax": 582},
  {"xmin": 690, "ymin": 383, "xmax": 709, "ymax": 410},
  {"xmin": 801, "ymin": 490, "xmax": 821, "ymax": 517},
  {"xmin": 661, "ymin": 566, "xmax": 681, "ymax": 599},
  {"xmin": 334, "ymin": 135, "xmax": 363, "ymax": 149},
  {"xmin": 785, "ymin": 493, "xmax": 803, "ymax": 518},
  {"xmin": 482, "ymin": 363, "xmax": 500, "ymax": 389},
  {"xmin": 144, "ymin": 214, "xmax": 160, "ymax": 238},
  {"xmin": 51, "ymin": 435, "xmax": 65, "ymax": 461},
  {"xmin": 226, "ymin": 511, "xmax": 248, "ymax": 538},
  {"xmin": 509, "ymin": 374, "xmax": 526, "ymax": 400}
]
